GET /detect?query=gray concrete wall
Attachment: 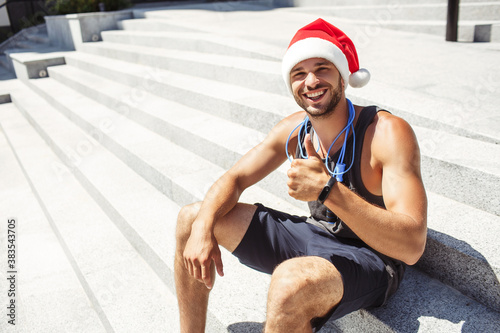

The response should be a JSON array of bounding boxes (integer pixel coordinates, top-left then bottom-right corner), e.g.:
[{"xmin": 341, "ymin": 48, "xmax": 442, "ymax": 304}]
[
  {"xmin": 0, "ymin": 6, "xmax": 10, "ymax": 27},
  {"xmin": 45, "ymin": 10, "xmax": 133, "ymax": 51}
]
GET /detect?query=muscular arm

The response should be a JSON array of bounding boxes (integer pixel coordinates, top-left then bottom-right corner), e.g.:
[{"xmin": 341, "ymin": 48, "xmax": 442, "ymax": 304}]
[
  {"xmin": 194, "ymin": 113, "xmax": 303, "ymax": 230},
  {"xmin": 288, "ymin": 114, "xmax": 427, "ymax": 265},
  {"xmin": 183, "ymin": 112, "xmax": 305, "ymax": 287},
  {"xmin": 327, "ymin": 116, "xmax": 427, "ymax": 264}
]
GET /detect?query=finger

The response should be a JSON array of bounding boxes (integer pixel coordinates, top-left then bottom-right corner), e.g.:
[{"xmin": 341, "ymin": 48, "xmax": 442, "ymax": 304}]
[
  {"xmin": 304, "ymin": 133, "xmax": 321, "ymax": 159},
  {"xmin": 201, "ymin": 264, "xmax": 212, "ymax": 289},
  {"xmin": 193, "ymin": 263, "xmax": 201, "ymax": 280},
  {"xmin": 186, "ymin": 259, "xmax": 193, "ymax": 277},
  {"xmin": 214, "ymin": 253, "xmax": 224, "ymax": 278}
]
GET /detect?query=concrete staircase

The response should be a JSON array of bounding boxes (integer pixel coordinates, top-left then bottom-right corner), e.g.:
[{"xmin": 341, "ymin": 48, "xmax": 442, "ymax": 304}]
[{"xmin": 1, "ymin": 1, "xmax": 499, "ymax": 332}]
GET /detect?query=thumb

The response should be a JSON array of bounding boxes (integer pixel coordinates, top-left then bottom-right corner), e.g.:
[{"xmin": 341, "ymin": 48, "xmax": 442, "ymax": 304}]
[{"xmin": 304, "ymin": 133, "xmax": 321, "ymax": 159}]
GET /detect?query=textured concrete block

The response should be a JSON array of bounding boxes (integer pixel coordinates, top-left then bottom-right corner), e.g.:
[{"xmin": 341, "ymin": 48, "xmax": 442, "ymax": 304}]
[{"xmin": 45, "ymin": 11, "xmax": 133, "ymax": 50}]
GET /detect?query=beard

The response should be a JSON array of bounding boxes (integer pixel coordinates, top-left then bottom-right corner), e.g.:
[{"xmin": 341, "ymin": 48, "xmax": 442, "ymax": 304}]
[{"xmin": 294, "ymin": 76, "xmax": 343, "ymax": 120}]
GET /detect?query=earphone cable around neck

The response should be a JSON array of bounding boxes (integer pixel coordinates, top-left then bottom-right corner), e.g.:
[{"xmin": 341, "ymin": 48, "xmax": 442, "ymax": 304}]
[{"xmin": 285, "ymin": 99, "xmax": 356, "ymax": 182}]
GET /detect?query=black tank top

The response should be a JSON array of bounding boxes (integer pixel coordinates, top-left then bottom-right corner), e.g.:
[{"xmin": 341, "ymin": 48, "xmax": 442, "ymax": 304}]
[{"xmin": 296, "ymin": 105, "xmax": 385, "ymax": 239}]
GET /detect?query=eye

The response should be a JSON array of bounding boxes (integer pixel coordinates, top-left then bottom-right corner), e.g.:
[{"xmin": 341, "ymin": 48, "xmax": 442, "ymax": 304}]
[{"xmin": 291, "ymin": 71, "xmax": 306, "ymax": 80}]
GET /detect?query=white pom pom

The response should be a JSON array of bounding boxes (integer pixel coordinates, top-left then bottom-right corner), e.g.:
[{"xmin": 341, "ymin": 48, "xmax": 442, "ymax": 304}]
[{"xmin": 348, "ymin": 68, "xmax": 370, "ymax": 88}]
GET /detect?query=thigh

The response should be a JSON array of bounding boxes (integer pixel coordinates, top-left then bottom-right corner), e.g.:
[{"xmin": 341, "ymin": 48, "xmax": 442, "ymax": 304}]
[
  {"xmin": 213, "ymin": 202, "xmax": 258, "ymax": 253},
  {"xmin": 307, "ymin": 237, "xmax": 390, "ymax": 329},
  {"xmin": 231, "ymin": 203, "xmax": 314, "ymax": 274}
]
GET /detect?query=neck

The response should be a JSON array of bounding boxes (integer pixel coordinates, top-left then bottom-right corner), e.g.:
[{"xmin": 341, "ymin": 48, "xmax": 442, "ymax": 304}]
[{"xmin": 309, "ymin": 98, "xmax": 351, "ymax": 157}]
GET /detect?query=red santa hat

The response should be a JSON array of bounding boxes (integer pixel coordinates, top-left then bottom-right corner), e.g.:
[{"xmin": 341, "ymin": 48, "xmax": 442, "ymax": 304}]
[{"xmin": 282, "ymin": 18, "xmax": 370, "ymax": 92}]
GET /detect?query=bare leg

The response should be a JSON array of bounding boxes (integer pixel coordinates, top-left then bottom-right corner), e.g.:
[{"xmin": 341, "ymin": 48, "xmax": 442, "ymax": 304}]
[
  {"xmin": 174, "ymin": 202, "xmax": 257, "ymax": 333},
  {"xmin": 265, "ymin": 256, "xmax": 344, "ymax": 333}
]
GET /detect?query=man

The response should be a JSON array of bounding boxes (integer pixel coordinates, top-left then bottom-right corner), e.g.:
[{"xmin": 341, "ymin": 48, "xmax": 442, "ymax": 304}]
[{"xmin": 174, "ymin": 18, "xmax": 427, "ymax": 332}]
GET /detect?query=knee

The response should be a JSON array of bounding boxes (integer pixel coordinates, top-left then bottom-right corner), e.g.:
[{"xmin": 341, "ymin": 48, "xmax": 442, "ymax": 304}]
[
  {"xmin": 267, "ymin": 261, "xmax": 311, "ymax": 314},
  {"xmin": 175, "ymin": 202, "xmax": 202, "ymax": 244}
]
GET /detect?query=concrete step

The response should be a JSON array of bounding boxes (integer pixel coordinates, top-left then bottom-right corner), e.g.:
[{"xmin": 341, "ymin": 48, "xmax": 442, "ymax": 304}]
[
  {"xmin": 63, "ymin": 50, "xmax": 292, "ymax": 134},
  {"xmin": 273, "ymin": 0, "xmax": 500, "ymax": 5},
  {"xmin": 0, "ymin": 103, "xmax": 105, "ymax": 332},
  {"xmin": 312, "ymin": 16, "xmax": 500, "ymax": 42},
  {"xmin": 3, "ymin": 85, "xmax": 178, "ymax": 332},
  {"xmin": 78, "ymin": 40, "xmax": 288, "ymax": 97},
  {"xmin": 38, "ymin": 59, "xmax": 500, "ymax": 311},
  {"xmin": 288, "ymin": 2, "xmax": 500, "ymax": 22},
  {"xmin": 325, "ymin": 266, "xmax": 500, "ymax": 332},
  {"xmin": 101, "ymin": 30, "xmax": 280, "ymax": 61},
  {"xmin": 117, "ymin": 17, "xmax": 205, "ymax": 33}
]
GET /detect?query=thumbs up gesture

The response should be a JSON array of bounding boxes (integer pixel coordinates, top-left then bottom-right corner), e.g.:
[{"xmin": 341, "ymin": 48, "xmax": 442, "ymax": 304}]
[{"xmin": 287, "ymin": 133, "xmax": 330, "ymax": 201}]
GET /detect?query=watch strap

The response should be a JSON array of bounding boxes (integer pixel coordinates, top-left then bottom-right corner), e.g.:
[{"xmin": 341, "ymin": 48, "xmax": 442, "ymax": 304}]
[{"xmin": 317, "ymin": 176, "xmax": 337, "ymax": 204}]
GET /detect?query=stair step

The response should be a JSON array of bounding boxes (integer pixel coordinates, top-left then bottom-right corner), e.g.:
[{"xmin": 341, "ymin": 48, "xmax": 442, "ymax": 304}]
[
  {"xmin": 101, "ymin": 30, "xmax": 280, "ymax": 61},
  {"xmin": 0, "ymin": 103, "xmax": 106, "ymax": 332},
  {"xmin": 35, "ymin": 59, "xmax": 500, "ymax": 311},
  {"xmin": 278, "ymin": 0, "xmax": 500, "ymax": 4},
  {"xmin": 3, "ymin": 84, "xmax": 178, "ymax": 332},
  {"xmin": 78, "ymin": 41, "xmax": 288, "ymax": 96},
  {"xmin": 327, "ymin": 266, "xmax": 500, "ymax": 332},
  {"xmin": 63, "ymin": 50, "xmax": 294, "ymax": 134},
  {"xmin": 117, "ymin": 17, "xmax": 205, "ymax": 33},
  {"xmin": 287, "ymin": 2, "xmax": 500, "ymax": 22}
]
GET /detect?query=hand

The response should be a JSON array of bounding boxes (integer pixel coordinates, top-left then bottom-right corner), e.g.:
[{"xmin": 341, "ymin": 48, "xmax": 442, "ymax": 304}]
[
  {"xmin": 183, "ymin": 221, "xmax": 224, "ymax": 289},
  {"xmin": 287, "ymin": 133, "xmax": 330, "ymax": 201}
]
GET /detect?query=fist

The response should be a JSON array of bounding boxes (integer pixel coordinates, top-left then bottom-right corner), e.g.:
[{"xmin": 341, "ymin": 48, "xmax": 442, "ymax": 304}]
[{"xmin": 287, "ymin": 134, "xmax": 330, "ymax": 201}]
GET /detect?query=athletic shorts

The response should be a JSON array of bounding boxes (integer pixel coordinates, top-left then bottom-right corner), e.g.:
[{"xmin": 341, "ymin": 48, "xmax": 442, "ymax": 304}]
[{"xmin": 232, "ymin": 203, "xmax": 403, "ymax": 331}]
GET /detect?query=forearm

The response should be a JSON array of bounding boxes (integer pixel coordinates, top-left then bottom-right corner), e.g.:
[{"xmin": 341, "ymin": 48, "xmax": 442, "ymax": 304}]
[
  {"xmin": 194, "ymin": 170, "xmax": 243, "ymax": 231},
  {"xmin": 324, "ymin": 182, "xmax": 427, "ymax": 265}
]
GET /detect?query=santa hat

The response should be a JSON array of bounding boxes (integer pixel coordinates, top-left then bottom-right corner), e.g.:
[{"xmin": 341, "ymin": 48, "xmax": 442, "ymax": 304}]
[{"xmin": 282, "ymin": 18, "xmax": 370, "ymax": 92}]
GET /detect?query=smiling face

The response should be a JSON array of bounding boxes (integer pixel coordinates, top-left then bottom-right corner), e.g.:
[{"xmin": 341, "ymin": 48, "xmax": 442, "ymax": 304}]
[{"xmin": 290, "ymin": 58, "xmax": 344, "ymax": 119}]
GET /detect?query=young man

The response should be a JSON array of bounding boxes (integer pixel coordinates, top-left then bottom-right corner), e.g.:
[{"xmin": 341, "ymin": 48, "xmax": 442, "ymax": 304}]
[{"xmin": 174, "ymin": 19, "xmax": 427, "ymax": 332}]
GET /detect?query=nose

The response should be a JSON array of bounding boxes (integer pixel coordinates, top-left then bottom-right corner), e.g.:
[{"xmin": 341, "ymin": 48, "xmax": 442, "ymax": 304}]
[{"xmin": 304, "ymin": 72, "xmax": 319, "ymax": 88}]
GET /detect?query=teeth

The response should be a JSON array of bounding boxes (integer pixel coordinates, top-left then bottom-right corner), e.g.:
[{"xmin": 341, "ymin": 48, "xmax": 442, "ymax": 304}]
[{"xmin": 306, "ymin": 90, "xmax": 325, "ymax": 98}]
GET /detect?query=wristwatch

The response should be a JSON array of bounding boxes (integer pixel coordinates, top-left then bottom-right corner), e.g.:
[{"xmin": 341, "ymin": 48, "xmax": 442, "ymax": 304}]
[{"xmin": 317, "ymin": 176, "xmax": 337, "ymax": 204}]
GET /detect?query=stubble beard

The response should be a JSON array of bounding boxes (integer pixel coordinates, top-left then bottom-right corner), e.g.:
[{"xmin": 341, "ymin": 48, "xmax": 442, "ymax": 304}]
[{"xmin": 294, "ymin": 77, "xmax": 343, "ymax": 120}]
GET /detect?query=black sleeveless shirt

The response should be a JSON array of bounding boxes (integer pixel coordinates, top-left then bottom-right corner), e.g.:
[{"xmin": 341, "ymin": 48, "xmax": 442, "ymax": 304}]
[{"xmin": 296, "ymin": 105, "xmax": 385, "ymax": 239}]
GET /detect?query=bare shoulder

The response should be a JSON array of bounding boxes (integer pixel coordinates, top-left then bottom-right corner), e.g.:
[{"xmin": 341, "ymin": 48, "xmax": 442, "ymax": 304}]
[{"xmin": 370, "ymin": 112, "xmax": 421, "ymax": 168}]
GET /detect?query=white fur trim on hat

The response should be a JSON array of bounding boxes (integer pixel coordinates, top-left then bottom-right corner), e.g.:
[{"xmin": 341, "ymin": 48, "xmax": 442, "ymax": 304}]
[{"xmin": 282, "ymin": 37, "xmax": 349, "ymax": 93}]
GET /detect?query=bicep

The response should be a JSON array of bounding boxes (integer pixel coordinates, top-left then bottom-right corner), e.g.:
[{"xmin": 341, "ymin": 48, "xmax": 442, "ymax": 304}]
[{"xmin": 380, "ymin": 119, "xmax": 427, "ymax": 225}]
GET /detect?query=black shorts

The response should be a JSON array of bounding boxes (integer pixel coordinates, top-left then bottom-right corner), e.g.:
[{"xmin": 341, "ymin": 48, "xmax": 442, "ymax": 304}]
[{"xmin": 232, "ymin": 203, "xmax": 403, "ymax": 330}]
